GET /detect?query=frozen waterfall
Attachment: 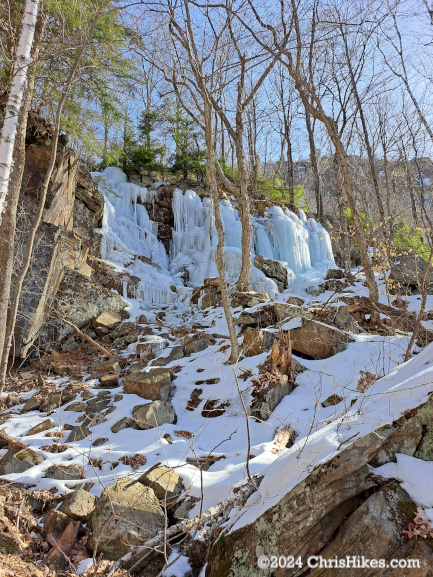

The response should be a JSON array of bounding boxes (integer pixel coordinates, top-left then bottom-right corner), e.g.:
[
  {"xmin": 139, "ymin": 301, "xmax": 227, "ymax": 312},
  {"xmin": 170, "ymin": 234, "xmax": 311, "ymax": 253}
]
[{"xmin": 93, "ymin": 167, "xmax": 335, "ymax": 305}]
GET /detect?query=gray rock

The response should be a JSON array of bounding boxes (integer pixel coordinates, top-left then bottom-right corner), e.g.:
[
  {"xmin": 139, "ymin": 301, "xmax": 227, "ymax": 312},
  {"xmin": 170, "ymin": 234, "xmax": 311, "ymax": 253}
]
[
  {"xmin": 27, "ymin": 419, "xmax": 54, "ymax": 436},
  {"xmin": 251, "ymin": 375, "xmax": 296, "ymax": 421},
  {"xmin": 21, "ymin": 395, "xmax": 41, "ymax": 413},
  {"xmin": 322, "ymin": 394, "xmax": 344, "ymax": 407},
  {"xmin": 150, "ymin": 345, "xmax": 185, "ymax": 367},
  {"xmin": 138, "ymin": 465, "xmax": 183, "ymax": 503},
  {"xmin": 111, "ymin": 417, "xmax": 139, "ymax": 433},
  {"xmin": 326, "ymin": 268, "xmax": 345, "ymax": 280},
  {"xmin": 59, "ymin": 488, "xmax": 96, "ymax": 522},
  {"xmin": 88, "ymin": 477, "xmax": 165, "ymax": 560},
  {"xmin": 44, "ymin": 464, "xmax": 84, "ymax": 481},
  {"xmin": 254, "ymin": 255, "xmax": 288, "ymax": 291},
  {"xmin": 389, "ymin": 253, "xmax": 433, "ymax": 288},
  {"xmin": 184, "ymin": 338, "xmax": 213, "ymax": 355},
  {"xmin": 133, "ymin": 401, "xmax": 176, "ymax": 430}
]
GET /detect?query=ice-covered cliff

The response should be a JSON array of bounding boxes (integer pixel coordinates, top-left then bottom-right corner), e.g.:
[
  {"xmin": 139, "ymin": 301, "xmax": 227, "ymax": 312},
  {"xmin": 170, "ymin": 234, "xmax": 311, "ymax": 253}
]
[{"xmin": 94, "ymin": 167, "xmax": 334, "ymax": 305}]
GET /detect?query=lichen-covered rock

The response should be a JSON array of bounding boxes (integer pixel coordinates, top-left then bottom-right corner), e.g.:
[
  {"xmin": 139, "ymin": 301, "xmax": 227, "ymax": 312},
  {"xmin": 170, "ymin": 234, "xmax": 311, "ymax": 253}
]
[
  {"xmin": 138, "ymin": 465, "xmax": 183, "ymax": 502},
  {"xmin": 315, "ymin": 484, "xmax": 417, "ymax": 574},
  {"xmin": 133, "ymin": 401, "xmax": 176, "ymax": 430},
  {"xmin": 124, "ymin": 367, "xmax": 172, "ymax": 401},
  {"xmin": 88, "ymin": 477, "xmax": 165, "ymax": 560},
  {"xmin": 0, "ymin": 448, "xmax": 44, "ymax": 475}
]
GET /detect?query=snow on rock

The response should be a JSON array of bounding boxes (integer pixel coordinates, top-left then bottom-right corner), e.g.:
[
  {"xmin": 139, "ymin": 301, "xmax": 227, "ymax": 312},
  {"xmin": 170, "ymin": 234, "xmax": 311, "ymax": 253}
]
[
  {"xmin": 374, "ymin": 454, "xmax": 433, "ymax": 508},
  {"xmin": 229, "ymin": 340, "xmax": 433, "ymax": 532}
]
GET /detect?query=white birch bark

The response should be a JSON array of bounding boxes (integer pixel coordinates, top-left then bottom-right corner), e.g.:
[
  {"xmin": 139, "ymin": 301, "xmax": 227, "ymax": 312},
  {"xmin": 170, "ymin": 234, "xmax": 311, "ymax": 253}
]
[{"xmin": 0, "ymin": 0, "xmax": 39, "ymax": 225}]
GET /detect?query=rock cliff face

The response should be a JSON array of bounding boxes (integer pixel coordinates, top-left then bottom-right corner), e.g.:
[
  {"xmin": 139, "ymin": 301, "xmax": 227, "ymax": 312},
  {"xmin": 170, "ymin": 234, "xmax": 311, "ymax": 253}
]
[{"xmin": 13, "ymin": 114, "xmax": 123, "ymax": 359}]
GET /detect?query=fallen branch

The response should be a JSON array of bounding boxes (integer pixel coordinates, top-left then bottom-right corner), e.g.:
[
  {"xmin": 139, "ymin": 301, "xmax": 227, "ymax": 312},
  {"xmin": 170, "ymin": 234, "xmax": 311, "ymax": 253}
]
[
  {"xmin": 61, "ymin": 318, "xmax": 115, "ymax": 359},
  {"xmin": 107, "ymin": 474, "xmax": 263, "ymax": 575}
]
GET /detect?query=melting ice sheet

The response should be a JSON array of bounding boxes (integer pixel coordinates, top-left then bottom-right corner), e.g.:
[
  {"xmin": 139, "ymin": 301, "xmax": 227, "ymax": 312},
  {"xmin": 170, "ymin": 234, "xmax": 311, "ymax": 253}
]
[{"xmin": 92, "ymin": 167, "xmax": 335, "ymax": 305}]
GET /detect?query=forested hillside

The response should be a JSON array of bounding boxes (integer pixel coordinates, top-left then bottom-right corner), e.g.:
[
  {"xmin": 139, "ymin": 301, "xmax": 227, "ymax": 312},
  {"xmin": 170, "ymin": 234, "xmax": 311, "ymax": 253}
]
[{"xmin": 0, "ymin": 1, "xmax": 433, "ymax": 576}]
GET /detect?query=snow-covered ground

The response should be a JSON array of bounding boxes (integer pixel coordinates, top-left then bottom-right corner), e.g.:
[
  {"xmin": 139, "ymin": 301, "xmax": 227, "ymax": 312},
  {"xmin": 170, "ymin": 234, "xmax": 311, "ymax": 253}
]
[{"xmin": 1, "ymin": 167, "xmax": 433, "ymax": 568}]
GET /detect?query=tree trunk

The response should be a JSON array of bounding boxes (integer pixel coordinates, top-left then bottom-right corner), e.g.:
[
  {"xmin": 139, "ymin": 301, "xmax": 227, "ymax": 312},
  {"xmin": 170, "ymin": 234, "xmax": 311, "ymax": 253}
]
[
  {"xmin": 305, "ymin": 108, "xmax": 322, "ymax": 217},
  {"xmin": 333, "ymin": 153, "xmax": 351, "ymax": 275},
  {"xmin": 205, "ymin": 115, "xmax": 239, "ymax": 364},
  {"xmin": 0, "ymin": 0, "xmax": 39, "ymax": 225},
  {"xmin": 0, "ymin": 12, "xmax": 47, "ymax": 384}
]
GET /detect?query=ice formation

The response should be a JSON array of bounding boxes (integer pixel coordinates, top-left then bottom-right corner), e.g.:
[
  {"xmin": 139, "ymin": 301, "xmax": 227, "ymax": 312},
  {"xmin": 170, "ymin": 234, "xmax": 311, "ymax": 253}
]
[{"xmin": 93, "ymin": 167, "xmax": 335, "ymax": 305}]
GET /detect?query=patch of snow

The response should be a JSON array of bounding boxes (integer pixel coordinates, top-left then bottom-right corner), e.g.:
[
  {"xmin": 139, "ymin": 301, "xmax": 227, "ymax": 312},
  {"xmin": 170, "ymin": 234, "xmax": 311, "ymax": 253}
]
[{"xmin": 374, "ymin": 454, "xmax": 433, "ymax": 508}]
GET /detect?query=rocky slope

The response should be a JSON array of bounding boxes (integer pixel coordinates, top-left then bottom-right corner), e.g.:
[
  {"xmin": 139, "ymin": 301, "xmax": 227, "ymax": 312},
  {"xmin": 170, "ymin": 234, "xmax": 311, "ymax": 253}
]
[{"xmin": 1, "ymin": 130, "xmax": 433, "ymax": 576}]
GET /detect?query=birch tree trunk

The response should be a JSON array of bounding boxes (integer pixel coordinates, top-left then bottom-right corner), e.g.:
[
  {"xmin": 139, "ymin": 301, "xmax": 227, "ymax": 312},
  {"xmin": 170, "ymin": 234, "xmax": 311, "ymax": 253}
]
[
  {"xmin": 0, "ymin": 0, "xmax": 39, "ymax": 225},
  {"xmin": 0, "ymin": 13, "xmax": 47, "ymax": 384}
]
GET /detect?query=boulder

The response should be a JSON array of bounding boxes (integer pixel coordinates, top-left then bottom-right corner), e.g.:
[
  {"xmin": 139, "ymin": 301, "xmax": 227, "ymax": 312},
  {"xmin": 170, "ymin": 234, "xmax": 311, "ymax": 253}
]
[
  {"xmin": 93, "ymin": 310, "xmax": 122, "ymax": 330},
  {"xmin": 99, "ymin": 374, "xmax": 119, "ymax": 388},
  {"xmin": 44, "ymin": 464, "xmax": 84, "ymax": 481},
  {"xmin": 242, "ymin": 328, "xmax": 275, "ymax": 357},
  {"xmin": 273, "ymin": 303, "xmax": 311, "ymax": 323},
  {"xmin": 254, "ymin": 255, "xmax": 289, "ymax": 291},
  {"xmin": 251, "ymin": 375, "xmax": 295, "ymax": 421},
  {"xmin": 66, "ymin": 424, "xmax": 90, "ymax": 443},
  {"xmin": 316, "ymin": 484, "xmax": 417, "ymax": 572},
  {"xmin": 290, "ymin": 320, "xmax": 354, "ymax": 360},
  {"xmin": 26, "ymin": 418, "xmax": 54, "ymax": 436},
  {"xmin": 326, "ymin": 268, "xmax": 345, "ymax": 280},
  {"xmin": 231, "ymin": 291, "xmax": 270, "ymax": 309},
  {"xmin": 150, "ymin": 345, "xmax": 184, "ymax": 367},
  {"xmin": 0, "ymin": 448, "xmax": 44, "ymax": 475},
  {"xmin": 59, "ymin": 488, "xmax": 96, "ymax": 522},
  {"xmin": 44, "ymin": 510, "xmax": 73, "ymax": 546},
  {"xmin": 123, "ymin": 368, "xmax": 172, "ymax": 401},
  {"xmin": 389, "ymin": 253, "xmax": 433, "ymax": 288},
  {"xmin": 21, "ymin": 395, "xmax": 41, "ymax": 413},
  {"xmin": 133, "ymin": 401, "xmax": 176, "ymax": 430},
  {"xmin": 184, "ymin": 338, "xmax": 213, "ymax": 354},
  {"xmin": 205, "ymin": 395, "xmax": 433, "ymax": 577},
  {"xmin": 286, "ymin": 296, "xmax": 305, "ymax": 306},
  {"xmin": 88, "ymin": 477, "xmax": 165, "ymax": 560},
  {"xmin": 237, "ymin": 305, "xmax": 275, "ymax": 328},
  {"xmin": 138, "ymin": 465, "xmax": 183, "ymax": 503}
]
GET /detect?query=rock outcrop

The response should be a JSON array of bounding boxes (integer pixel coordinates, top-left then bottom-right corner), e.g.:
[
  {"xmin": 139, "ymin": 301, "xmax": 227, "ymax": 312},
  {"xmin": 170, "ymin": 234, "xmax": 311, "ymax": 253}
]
[
  {"xmin": 13, "ymin": 113, "xmax": 127, "ymax": 359},
  {"xmin": 206, "ymin": 396, "xmax": 433, "ymax": 576}
]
